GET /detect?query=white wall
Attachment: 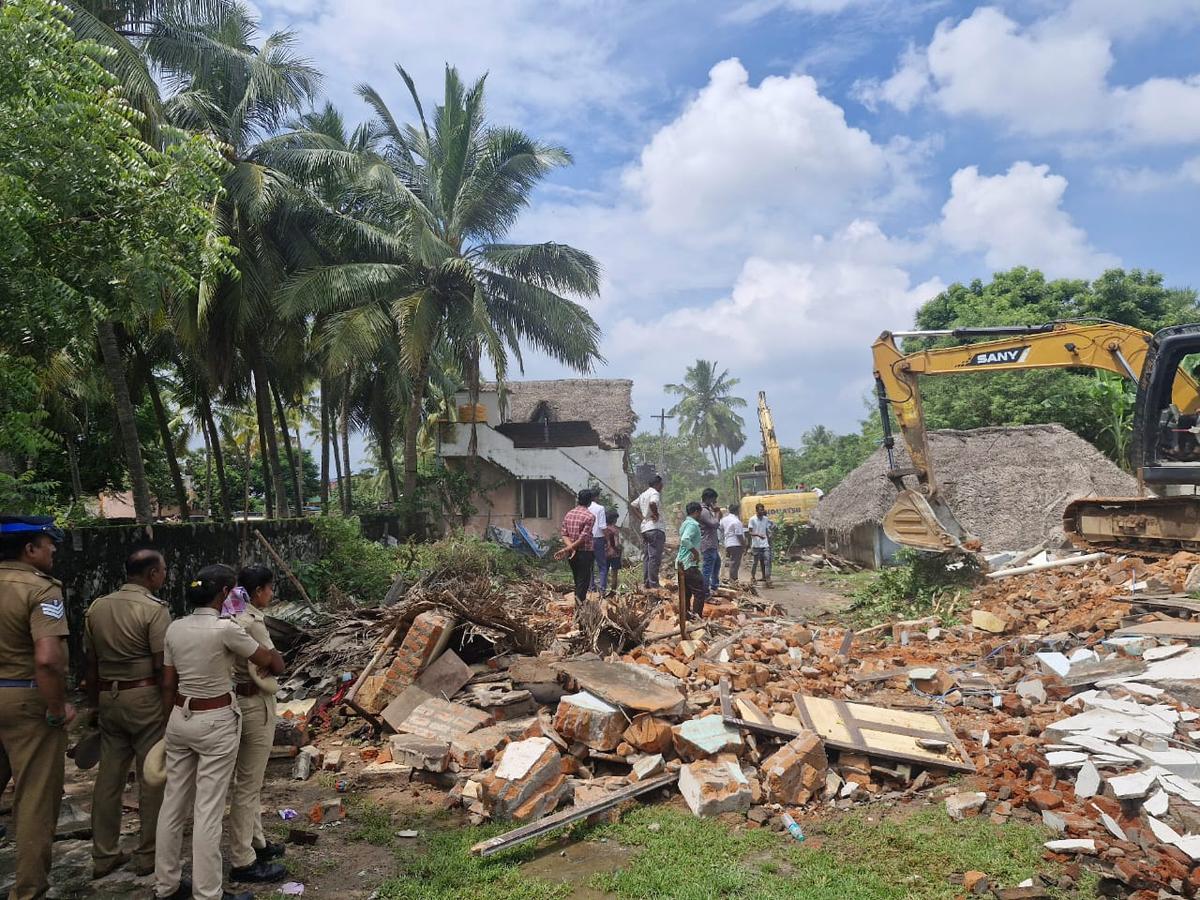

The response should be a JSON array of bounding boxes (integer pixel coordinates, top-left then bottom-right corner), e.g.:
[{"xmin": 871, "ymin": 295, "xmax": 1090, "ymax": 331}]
[{"xmin": 442, "ymin": 423, "xmax": 633, "ymax": 523}]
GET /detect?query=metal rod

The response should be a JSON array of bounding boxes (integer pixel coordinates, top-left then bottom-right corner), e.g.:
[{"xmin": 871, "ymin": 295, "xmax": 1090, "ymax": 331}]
[
  {"xmin": 254, "ymin": 528, "xmax": 315, "ymax": 606},
  {"xmin": 1111, "ymin": 348, "xmax": 1138, "ymax": 382}
]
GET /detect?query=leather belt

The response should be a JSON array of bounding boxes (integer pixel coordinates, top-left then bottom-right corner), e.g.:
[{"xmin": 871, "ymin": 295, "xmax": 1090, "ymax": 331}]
[
  {"xmin": 174, "ymin": 693, "xmax": 233, "ymax": 711},
  {"xmin": 108, "ymin": 677, "xmax": 158, "ymax": 692},
  {"xmin": 234, "ymin": 682, "xmax": 259, "ymax": 697}
]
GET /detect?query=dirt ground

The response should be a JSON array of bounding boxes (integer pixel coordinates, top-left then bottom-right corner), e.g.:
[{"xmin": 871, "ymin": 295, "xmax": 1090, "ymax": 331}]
[{"xmin": 0, "ymin": 568, "xmax": 860, "ymax": 899}]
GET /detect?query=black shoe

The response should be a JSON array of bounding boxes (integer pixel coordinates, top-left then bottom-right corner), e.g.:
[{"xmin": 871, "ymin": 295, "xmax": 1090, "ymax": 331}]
[
  {"xmin": 229, "ymin": 859, "xmax": 287, "ymax": 883},
  {"xmin": 222, "ymin": 892, "xmax": 254, "ymax": 900},
  {"xmin": 156, "ymin": 879, "xmax": 191, "ymax": 900},
  {"xmin": 255, "ymin": 841, "xmax": 286, "ymax": 861}
]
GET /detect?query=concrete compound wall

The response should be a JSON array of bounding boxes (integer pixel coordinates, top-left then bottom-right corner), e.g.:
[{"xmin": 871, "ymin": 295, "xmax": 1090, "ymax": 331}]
[{"xmin": 52, "ymin": 514, "xmax": 403, "ymax": 673}]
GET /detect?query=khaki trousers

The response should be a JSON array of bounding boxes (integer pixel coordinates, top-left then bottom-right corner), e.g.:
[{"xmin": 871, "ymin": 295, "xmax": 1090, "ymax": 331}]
[
  {"xmin": 154, "ymin": 703, "xmax": 240, "ymax": 900},
  {"xmin": 0, "ymin": 687, "xmax": 66, "ymax": 900},
  {"xmin": 92, "ymin": 685, "xmax": 165, "ymax": 870},
  {"xmin": 229, "ymin": 692, "xmax": 275, "ymax": 867}
]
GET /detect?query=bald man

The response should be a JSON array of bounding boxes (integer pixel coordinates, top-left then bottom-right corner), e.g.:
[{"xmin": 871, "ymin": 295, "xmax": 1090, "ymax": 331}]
[{"xmin": 85, "ymin": 549, "xmax": 171, "ymax": 878}]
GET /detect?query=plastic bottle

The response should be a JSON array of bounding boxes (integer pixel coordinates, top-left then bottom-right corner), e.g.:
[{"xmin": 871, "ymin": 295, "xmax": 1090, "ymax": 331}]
[{"xmin": 781, "ymin": 812, "xmax": 805, "ymax": 842}]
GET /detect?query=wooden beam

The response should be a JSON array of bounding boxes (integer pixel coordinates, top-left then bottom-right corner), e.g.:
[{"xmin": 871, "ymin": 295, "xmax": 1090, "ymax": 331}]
[
  {"xmin": 470, "ymin": 772, "xmax": 678, "ymax": 857},
  {"xmin": 719, "ymin": 677, "xmax": 802, "ymax": 741},
  {"xmin": 254, "ymin": 528, "xmax": 316, "ymax": 606}
]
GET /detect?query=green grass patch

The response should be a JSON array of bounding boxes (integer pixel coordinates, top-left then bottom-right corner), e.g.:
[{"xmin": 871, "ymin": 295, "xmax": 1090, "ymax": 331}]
[
  {"xmin": 584, "ymin": 806, "xmax": 1087, "ymax": 899},
  {"xmin": 375, "ymin": 819, "xmax": 571, "ymax": 900},
  {"xmin": 347, "ymin": 798, "xmax": 397, "ymax": 846}
]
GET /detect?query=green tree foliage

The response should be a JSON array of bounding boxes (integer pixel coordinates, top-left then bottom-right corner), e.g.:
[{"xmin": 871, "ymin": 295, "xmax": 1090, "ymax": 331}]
[
  {"xmin": 0, "ymin": 0, "xmax": 231, "ymax": 514},
  {"xmin": 909, "ymin": 268, "xmax": 1200, "ymax": 465},
  {"xmin": 665, "ymin": 360, "xmax": 747, "ymax": 472}
]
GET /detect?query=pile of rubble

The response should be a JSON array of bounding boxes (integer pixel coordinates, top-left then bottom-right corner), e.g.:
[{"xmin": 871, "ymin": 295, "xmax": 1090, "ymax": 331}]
[{"xmin": 272, "ymin": 550, "xmax": 1200, "ymax": 895}]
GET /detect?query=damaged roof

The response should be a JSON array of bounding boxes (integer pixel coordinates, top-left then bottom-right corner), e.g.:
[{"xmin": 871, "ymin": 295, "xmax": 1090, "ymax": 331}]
[
  {"xmin": 487, "ymin": 379, "xmax": 637, "ymax": 450},
  {"xmin": 812, "ymin": 424, "xmax": 1139, "ymax": 550}
]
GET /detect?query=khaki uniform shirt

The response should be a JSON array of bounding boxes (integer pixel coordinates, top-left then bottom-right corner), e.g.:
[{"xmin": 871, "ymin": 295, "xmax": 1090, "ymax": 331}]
[
  {"xmin": 232, "ymin": 605, "xmax": 274, "ymax": 686},
  {"xmin": 85, "ymin": 583, "xmax": 170, "ymax": 681},
  {"xmin": 163, "ymin": 607, "xmax": 259, "ymax": 699},
  {"xmin": 0, "ymin": 561, "xmax": 69, "ymax": 679}
]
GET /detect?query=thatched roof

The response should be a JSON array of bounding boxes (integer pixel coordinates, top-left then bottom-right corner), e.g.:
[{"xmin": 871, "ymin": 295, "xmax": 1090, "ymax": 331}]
[
  {"xmin": 811, "ymin": 425, "xmax": 1140, "ymax": 551},
  {"xmin": 490, "ymin": 379, "xmax": 637, "ymax": 450}
]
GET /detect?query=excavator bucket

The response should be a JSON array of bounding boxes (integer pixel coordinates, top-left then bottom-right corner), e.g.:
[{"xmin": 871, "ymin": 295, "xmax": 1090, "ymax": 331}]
[{"xmin": 881, "ymin": 490, "xmax": 977, "ymax": 553}]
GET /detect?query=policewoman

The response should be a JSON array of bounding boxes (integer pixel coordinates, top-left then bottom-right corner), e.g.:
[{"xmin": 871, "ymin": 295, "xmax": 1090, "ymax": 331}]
[
  {"xmin": 0, "ymin": 515, "xmax": 72, "ymax": 900},
  {"xmin": 226, "ymin": 564, "xmax": 286, "ymax": 884},
  {"xmin": 153, "ymin": 564, "xmax": 283, "ymax": 900}
]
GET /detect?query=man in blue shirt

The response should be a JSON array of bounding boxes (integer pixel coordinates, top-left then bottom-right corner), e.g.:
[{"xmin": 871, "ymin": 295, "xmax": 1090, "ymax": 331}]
[{"xmin": 676, "ymin": 502, "xmax": 707, "ymax": 616}]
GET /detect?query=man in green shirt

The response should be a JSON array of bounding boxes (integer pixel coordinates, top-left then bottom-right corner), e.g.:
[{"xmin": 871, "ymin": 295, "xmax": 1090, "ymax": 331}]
[{"xmin": 676, "ymin": 502, "xmax": 708, "ymax": 616}]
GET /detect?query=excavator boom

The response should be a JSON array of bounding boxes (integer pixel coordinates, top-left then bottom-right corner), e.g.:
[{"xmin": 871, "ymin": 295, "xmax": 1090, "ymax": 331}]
[{"xmin": 871, "ymin": 321, "xmax": 1200, "ymax": 554}]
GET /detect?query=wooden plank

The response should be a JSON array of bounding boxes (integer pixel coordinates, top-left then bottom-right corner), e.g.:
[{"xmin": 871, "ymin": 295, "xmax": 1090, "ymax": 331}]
[
  {"xmin": 470, "ymin": 772, "xmax": 678, "ymax": 857},
  {"xmin": 1114, "ymin": 621, "xmax": 1200, "ymax": 641},
  {"xmin": 719, "ymin": 677, "xmax": 800, "ymax": 740},
  {"xmin": 792, "ymin": 693, "xmax": 975, "ymax": 772},
  {"xmin": 1114, "ymin": 595, "xmax": 1200, "ymax": 614}
]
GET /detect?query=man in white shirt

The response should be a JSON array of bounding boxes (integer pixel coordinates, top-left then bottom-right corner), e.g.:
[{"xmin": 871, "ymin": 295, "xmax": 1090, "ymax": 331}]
[
  {"xmin": 587, "ymin": 490, "xmax": 608, "ymax": 594},
  {"xmin": 633, "ymin": 476, "xmax": 665, "ymax": 588},
  {"xmin": 747, "ymin": 503, "xmax": 774, "ymax": 587},
  {"xmin": 719, "ymin": 503, "xmax": 747, "ymax": 582}
]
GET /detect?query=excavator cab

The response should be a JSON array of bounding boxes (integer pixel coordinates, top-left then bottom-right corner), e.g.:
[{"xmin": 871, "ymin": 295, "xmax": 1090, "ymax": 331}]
[
  {"xmin": 1063, "ymin": 324, "xmax": 1200, "ymax": 554},
  {"xmin": 1133, "ymin": 325, "xmax": 1200, "ymax": 480}
]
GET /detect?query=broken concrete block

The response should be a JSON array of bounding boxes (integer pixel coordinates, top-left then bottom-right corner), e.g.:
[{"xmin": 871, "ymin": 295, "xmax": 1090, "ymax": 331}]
[
  {"xmin": 1016, "ymin": 679, "xmax": 1047, "ymax": 705},
  {"xmin": 321, "ymin": 750, "xmax": 343, "ymax": 772},
  {"xmin": 672, "ymin": 716, "xmax": 743, "ymax": 760},
  {"xmin": 1043, "ymin": 839, "xmax": 1095, "ymax": 854},
  {"xmin": 448, "ymin": 719, "xmax": 534, "ymax": 770},
  {"xmin": 1145, "ymin": 788, "xmax": 1169, "ymax": 817},
  {"xmin": 760, "ymin": 730, "xmax": 827, "ymax": 806},
  {"xmin": 1075, "ymin": 761, "xmax": 1100, "ymax": 799},
  {"xmin": 389, "ymin": 733, "xmax": 450, "ymax": 772},
  {"xmin": 1108, "ymin": 771, "xmax": 1156, "ymax": 800},
  {"xmin": 909, "ymin": 668, "xmax": 958, "ymax": 695},
  {"xmin": 678, "ymin": 756, "xmax": 751, "ymax": 817},
  {"xmin": 963, "ymin": 871, "xmax": 989, "ymax": 894},
  {"xmin": 945, "ymin": 791, "xmax": 987, "ymax": 821},
  {"xmin": 1035, "ymin": 652, "xmax": 1071, "ymax": 678},
  {"xmin": 623, "ymin": 714, "xmax": 673, "ymax": 754},
  {"xmin": 630, "ymin": 753, "xmax": 665, "ymax": 782},
  {"xmin": 1147, "ymin": 816, "xmax": 1179, "ymax": 844},
  {"xmin": 479, "ymin": 737, "xmax": 569, "ymax": 822},
  {"xmin": 553, "ymin": 691, "xmax": 626, "ymax": 751},
  {"xmin": 971, "ymin": 610, "xmax": 1008, "ymax": 634},
  {"xmin": 397, "ymin": 698, "xmax": 490, "ymax": 741}
]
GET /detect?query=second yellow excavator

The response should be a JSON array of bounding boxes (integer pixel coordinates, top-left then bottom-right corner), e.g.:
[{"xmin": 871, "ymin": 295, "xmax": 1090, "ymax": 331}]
[
  {"xmin": 871, "ymin": 320, "xmax": 1200, "ymax": 556},
  {"xmin": 734, "ymin": 392, "xmax": 820, "ymax": 526}
]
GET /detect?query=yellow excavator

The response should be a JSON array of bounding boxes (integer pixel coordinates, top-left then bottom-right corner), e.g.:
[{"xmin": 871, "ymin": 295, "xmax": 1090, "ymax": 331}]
[
  {"xmin": 734, "ymin": 391, "xmax": 820, "ymax": 526},
  {"xmin": 872, "ymin": 321, "xmax": 1200, "ymax": 556}
]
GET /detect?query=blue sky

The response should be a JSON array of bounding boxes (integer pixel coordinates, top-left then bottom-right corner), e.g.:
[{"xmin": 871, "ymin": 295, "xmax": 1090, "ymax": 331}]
[{"xmin": 250, "ymin": 0, "xmax": 1200, "ymax": 455}]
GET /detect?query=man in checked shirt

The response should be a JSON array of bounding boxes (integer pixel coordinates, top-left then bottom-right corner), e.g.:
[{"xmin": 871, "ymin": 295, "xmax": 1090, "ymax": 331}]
[{"xmin": 555, "ymin": 490, "xmax": 596, "ymax": 619}]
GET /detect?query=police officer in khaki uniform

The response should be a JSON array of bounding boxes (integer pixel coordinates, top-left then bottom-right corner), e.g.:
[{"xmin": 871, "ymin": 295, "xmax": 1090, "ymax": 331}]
[
  {"xmin": 154, "ymin": 564, "xmax": 283, "ymax": 900},
  {"xmin": 85, "ymin": 548, "xmax": 171, "ymax": 879},
  {"xmin": 227, "ymin": 565, "xmax": 286, "ymax": 884},
  {"xmin": 0, "ymin": 515, "xmax": 73, "ymax": 900}
]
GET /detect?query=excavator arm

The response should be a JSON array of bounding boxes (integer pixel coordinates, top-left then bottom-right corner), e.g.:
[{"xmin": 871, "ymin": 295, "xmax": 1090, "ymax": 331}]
[
  {"xmin": 758, "ymin": 391, "xmax": 785, "ymax": 491},
  {"xmin": 871, "ymin": 321, "xmax": 1200, "ymax": 553}
]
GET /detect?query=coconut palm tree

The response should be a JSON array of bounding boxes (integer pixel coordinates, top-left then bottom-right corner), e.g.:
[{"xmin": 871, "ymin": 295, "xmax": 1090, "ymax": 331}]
[
  {"xmin": 279, "ymin": 65, "xmax": 602, "ymax": 527},
  {"xmin": 666, "ymin": 360, "xmax": 747, "ymax": 472},
  {"xmin": 152, "ymin": 6, "xmax": 323, "ymax": 517}
]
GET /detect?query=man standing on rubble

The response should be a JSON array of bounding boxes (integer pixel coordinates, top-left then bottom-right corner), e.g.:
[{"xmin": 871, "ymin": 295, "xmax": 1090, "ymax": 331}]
[
  {"xmin": 720, "ymin": 503, "xmax": 747, "ymax": 582},
  {"xmin": 699, "ymin": 488, "xmax": 721, "ymax": 592},
  {"xmin": 748, "ymin": 503, "xmax": 774, "ymax": 588},
  {"xmin": 677, "ymin": 502, "xmax": 707, "ymax": 616},
  {"xmin": 633, "ymin": 475, "xmax": 666, "ymax": 589},
  {"xmin": 555, "ymin": 491, "xmax": 596, "ymax": 613},
  {"xmin": 587, "ymin": 490, "xmax": 608, "ymax": 596}
]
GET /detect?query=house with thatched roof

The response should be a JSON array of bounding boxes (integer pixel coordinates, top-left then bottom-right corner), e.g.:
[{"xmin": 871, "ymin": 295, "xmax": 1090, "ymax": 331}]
[
  {"xmin": 811, "ymin": 424, "xmax": 1139, "ymax": 568},
  {"xmin": 439, "ymin": 380, "xmax": 638, "ymax": 541}
]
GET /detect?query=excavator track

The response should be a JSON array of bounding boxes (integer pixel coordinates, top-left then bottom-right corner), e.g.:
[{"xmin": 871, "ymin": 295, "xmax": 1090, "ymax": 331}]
[{"xmin": 1063, "ymin": 495, "xmax": 1200, "ymax": 557}]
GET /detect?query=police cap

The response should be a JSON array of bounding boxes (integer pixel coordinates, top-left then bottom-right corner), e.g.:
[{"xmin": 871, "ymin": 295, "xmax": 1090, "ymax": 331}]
[{"xmin": 0, "ymin": 515, "xmax": 65, "ymax": 544}]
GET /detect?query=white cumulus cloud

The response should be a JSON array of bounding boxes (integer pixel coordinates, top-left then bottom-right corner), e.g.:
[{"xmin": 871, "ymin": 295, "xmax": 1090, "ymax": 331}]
[
  {"xmin": 939, "ymin": 162, "xmax": 1118, "ymax": 278},
  {"xmin": 860, "ymin": 5, "xmax": 1200, "ymax": 146}
]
